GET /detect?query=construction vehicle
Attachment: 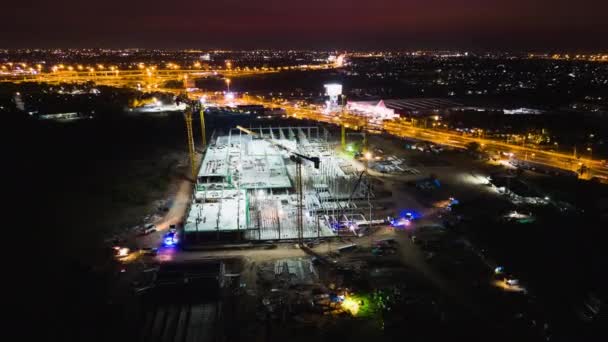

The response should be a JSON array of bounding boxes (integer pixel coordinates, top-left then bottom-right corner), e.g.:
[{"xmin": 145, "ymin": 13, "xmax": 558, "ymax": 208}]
[{"xmin": 181, "ymin": 98, "xmax": 206, "ymax": 180}]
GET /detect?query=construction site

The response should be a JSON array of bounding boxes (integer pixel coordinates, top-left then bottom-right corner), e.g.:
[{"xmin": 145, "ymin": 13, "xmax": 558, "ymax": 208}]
[
  {"xmin": 182, "ymin": 125, "xmax": 376, "ymax": 244},
  {"xmin": 103, "ymin": 110, "xmax": 571, "ymax": 342}
]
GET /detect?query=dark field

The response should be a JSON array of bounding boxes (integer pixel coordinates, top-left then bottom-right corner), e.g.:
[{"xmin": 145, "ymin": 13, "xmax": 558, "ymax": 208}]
[{"xmin": 8, "ymin": 104, "xmax": 607, "ymax": 342}]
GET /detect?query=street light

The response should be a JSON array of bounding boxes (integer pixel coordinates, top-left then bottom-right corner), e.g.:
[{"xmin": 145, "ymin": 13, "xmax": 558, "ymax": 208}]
[
  {"xmin": 587, "ymin": 147, "xmax": 593, "ymax": 160},
  {"xmin": 225, "ymin": 78, "xmax": 231, "ymax": 92}
]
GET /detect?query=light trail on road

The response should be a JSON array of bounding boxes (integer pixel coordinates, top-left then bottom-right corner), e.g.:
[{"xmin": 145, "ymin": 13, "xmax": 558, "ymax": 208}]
[
  {"xmin": 228, "ymin": 95, "xmax": 608, "ymax": 180},
  {"xmin": 5, "ymin": 60, "xmax": 605, "ymax": 179},
  {"xmin": 0, "ymin": 63, "xmax": 335, "ymax": 87}
]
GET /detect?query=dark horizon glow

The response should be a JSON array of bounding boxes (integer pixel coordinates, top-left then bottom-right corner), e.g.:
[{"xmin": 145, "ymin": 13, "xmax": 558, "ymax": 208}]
[{"xmin": 2, "ymin": 0, "xmax": 608, "ymax": 50}]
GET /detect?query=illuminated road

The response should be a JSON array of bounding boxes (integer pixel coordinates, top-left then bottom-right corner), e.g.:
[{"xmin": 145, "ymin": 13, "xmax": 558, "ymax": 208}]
[
  {"xmin": 0, "ymin": 69, "xmax": 268, "ymax": 87},
  {"xmin": 229, "ymin": 95, "xmax": 608, "ymax": 180},
  {"xmin": 381, "ymin": 120, "xmax": 608, "ymax": 178},
  {"xmin": 4, "ymin": 59, "xmax": 605, "ymax": 179},
  {"xmin": 0, "ymin": 63, "xmax": 335, "ymax": 88}
]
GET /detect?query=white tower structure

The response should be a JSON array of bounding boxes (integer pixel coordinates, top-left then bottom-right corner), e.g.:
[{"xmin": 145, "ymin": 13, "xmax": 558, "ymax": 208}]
[{"xmin": 324, "ymin": 83, "xmax": 342, "ymax": 112}]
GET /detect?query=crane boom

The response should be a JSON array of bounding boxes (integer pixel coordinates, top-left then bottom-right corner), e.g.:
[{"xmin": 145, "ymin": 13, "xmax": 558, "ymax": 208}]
[{"xmin": 236, "ymin": 125, "xmax": 320, "ymax": 168}]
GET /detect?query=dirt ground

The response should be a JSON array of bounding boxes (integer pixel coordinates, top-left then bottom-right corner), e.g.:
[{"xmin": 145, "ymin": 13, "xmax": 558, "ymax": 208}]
[{"xmin": 117, "ymin": 131, "xmax": 575, "ymax": 341}]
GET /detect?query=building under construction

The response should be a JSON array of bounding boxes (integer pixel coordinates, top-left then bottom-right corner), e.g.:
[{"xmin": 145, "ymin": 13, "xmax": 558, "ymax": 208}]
[{"xmin": 183, "ymin": 125, "xmax": 375, "ymax": 243}]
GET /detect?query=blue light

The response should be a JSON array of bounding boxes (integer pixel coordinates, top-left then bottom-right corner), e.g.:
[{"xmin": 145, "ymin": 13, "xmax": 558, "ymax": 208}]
[
  {"xmin": 399, "ymin": 209, "xmax": 421, "ymax": 220},
  {"xmin": 162, "ymin": 230, "xmax": 179, "ymax": 247},
  {"xmin": 391, "ymin": 218, "xmax": 411, "ymax": 227}
]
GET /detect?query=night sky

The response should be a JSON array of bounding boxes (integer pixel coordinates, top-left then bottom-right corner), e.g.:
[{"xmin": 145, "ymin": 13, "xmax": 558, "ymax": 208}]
[{"xmin": 2, "ymin": 0, "xmax": 607, "ymax": 50}]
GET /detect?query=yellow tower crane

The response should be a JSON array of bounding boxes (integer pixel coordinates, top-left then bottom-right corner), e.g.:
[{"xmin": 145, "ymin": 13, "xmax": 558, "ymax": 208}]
[
  {"xmin": 184, "ymin": 109, "xmax": 196, "ymax": 180},
  {"xmin": 199, "ymin": 108, "xmax": 207, "ymax": 149}
]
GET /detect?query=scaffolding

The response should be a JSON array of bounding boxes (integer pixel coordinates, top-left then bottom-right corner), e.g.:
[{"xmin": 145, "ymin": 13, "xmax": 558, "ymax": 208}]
[{"xmin": 185, "ymin": 125, "xmax": 375, "ymax": 242}]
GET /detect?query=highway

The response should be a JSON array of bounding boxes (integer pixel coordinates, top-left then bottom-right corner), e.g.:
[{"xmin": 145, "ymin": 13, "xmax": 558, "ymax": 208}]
[
  {"xmin": 0, "ymin": 63, "xmax": 335, "ymax": 88},
  {"xmin": 4, "ymin": 60, "xmax": 606, "ymax": 179},
  {"xmin": 0, "ymin": 68, "xmax": 274, "ymax": 88},
  {"xmin": 225, "ymin": 94, "xmax": 608, "ymax": 180}
]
